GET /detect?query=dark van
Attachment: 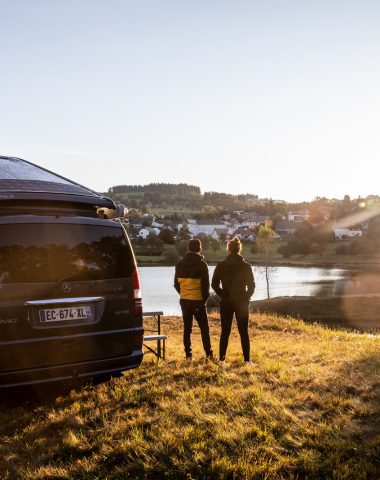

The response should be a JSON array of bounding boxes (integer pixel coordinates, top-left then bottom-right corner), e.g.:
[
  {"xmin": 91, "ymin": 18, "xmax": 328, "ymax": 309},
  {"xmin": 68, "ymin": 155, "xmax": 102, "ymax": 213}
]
[{"xmin": 0, "ymin": 156, "xmax": 143, "ymax": 388}]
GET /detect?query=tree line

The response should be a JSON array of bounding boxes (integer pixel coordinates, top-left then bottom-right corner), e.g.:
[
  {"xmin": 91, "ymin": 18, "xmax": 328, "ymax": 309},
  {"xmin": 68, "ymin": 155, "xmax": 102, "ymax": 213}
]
[{"xmin": 108, "ymin": 183, "xmax": 201, "ymax": 195}]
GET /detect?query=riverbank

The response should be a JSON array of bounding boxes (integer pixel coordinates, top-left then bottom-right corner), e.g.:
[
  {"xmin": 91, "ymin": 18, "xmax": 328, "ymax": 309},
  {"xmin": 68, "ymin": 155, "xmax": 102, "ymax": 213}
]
[
  {"xmin": 136, "ymin": 243, "xmax": 380, "ymax": 270},
  {"xmin": 137, "ymin": 256, "xmax": 379, "ymax": 269},
  {"xmin": 253, "ymin": 295, "xmax": 380, "ymax": 331},
  {"xmin": 1, "ymin": 313, "xmax": 379, "ymax": 479}
]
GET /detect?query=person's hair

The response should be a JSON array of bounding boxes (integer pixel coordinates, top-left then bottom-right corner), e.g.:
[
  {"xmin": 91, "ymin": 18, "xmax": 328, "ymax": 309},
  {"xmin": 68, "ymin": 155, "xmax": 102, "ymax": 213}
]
[
  {"xmin": 188, "ymin": 238, "xmax": 202, "ymax": 253},
  {"xmin": 227, "ymin": 236, "xmax": 242, "ymax": 254}
]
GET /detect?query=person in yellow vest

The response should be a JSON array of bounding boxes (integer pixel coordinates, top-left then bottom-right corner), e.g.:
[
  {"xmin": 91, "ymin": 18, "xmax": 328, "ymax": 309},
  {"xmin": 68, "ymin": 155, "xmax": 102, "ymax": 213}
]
[{"xmin": 174, "ymin": 239, "xmax": 214, "ymax": 361}]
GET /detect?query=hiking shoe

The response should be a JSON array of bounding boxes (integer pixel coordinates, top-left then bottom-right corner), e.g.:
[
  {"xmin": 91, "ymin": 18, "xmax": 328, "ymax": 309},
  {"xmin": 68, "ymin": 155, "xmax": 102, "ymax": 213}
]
[
  {"xmin": 185, "ymin": 356, "xmax": 192, "ymax": 364},
  {"xmin": 244, "ymin": 360, "xmax": 254, "ymax": 366},
  {"xmin": 206, "ymin": 354, "xmax": 218, "ymax": 364}
]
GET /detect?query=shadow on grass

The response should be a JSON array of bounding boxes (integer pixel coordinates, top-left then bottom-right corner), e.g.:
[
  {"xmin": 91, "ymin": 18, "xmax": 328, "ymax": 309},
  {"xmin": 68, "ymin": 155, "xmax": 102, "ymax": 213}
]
[
  {"xmin": 63, "ymin": 353, "xmax": 380, "ymax": 479},
  {"xmin": 0, "ymin": 340, "xmax": 378, "ymax": 479},
  {"xmin": 0, "ymin": 375, "xmax": 116, "ymax": 408},
  {"xmin": 291, "ymin": 352, "xmax": 380, "ymax": 479}
]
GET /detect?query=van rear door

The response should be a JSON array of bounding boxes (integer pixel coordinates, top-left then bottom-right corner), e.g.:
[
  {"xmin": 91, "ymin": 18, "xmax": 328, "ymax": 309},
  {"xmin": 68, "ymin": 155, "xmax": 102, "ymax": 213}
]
[{"xmin": 0, "ymin": 216, "xmax": 142, "ymax": 374}]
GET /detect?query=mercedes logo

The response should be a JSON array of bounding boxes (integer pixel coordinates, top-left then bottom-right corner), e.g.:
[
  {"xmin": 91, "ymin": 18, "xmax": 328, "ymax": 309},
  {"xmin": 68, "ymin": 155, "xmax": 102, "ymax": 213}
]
[{"xmin": 62, "ymin": 282, "xmax": 71, "ymax": 293}]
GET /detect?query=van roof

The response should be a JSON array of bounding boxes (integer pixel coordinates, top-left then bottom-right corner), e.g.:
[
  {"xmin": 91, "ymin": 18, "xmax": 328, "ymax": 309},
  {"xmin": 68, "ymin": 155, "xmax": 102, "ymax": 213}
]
[{"xmin": 0, "ymin": 156, "xmax": 115, "ymax": 208}]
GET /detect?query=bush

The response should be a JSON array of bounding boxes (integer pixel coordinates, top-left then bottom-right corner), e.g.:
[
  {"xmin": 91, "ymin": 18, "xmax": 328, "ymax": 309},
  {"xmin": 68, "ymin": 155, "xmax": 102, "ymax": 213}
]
[
  {"xmin": 195, "ymin": 233, "xmax": 211, "ymax": 250},
  {"xmin": 163, "ymin": 248, "xmax": 180, "ymax": 265},
  {"xmin": 287, "ymin": 238, "xmax": 302, "ymax": 254},
  {"xmin": 159, "ymin": 228, "xmax": 175, "ymax": 244},
  {"xmin": 210, "ymin": 239, "xmax": 220, "ymax": 252},
  {"xmin": 134, "ymin": 247, "xmax": 163, "ymax": 256},
  {"xmin": 310, "ymin": 243, "xmax": 323, "ymax": 255},
  {"xmin": 277, "ymin": 244, "xmax": 292, "ymax": 258},
  {"xmin": 207, "ymin": 293, "xmax": 220, "ymax": 312},
  {"xmin": 250, "ymin": 244, "xmax": 258, "ymax": 254},
  {"xmin": 348, "ymin": 238, "xmax": 376, "ymax": 255},
  {"xmin": 335, "ymin": 244, "xmax": 349, "ymax": 255},
  {"xmin": 176, "ymin": 240, "xmax": 189, "ymax": 257},
  {"xmin": 297, "ymin": 240, "xmax": 312, "ymax": 255}
]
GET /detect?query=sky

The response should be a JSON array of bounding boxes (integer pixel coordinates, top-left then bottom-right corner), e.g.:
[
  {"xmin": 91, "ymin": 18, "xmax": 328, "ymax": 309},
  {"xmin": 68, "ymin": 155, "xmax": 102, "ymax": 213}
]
[{"xmin": 0, "ymin": 0, "xmax": 379, "ymax": 202}]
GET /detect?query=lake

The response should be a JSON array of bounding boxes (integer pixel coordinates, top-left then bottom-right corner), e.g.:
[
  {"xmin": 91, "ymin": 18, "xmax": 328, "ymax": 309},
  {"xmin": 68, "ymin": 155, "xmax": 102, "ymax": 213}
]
[{"xmin": 139, "ymin": 265, "xmax": 350, "ymax": 316}]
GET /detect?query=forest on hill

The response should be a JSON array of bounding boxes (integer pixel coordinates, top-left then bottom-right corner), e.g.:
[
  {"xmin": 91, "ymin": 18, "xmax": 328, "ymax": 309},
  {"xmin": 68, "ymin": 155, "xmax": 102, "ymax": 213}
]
[
  {"xmin": 106, "ymin": 183, "xmax": 380, "ymax": 223},
  {"xmin": 108, "ymin": 183, "xmax": 201, "ymax": 195},
  {"xmin": 106, "ymin": 182, "xmax": 282, "ymax": 215}
]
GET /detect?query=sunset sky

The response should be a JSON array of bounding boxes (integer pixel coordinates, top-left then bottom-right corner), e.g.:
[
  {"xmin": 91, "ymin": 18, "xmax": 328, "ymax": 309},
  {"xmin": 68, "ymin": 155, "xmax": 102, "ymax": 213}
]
[{"xmin": 1, "ymin": 1, "xmax": 379, "ymax": 202}]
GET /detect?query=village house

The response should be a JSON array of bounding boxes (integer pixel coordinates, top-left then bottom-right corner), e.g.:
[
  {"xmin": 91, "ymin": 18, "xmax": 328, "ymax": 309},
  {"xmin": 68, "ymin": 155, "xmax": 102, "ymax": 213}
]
[
  {"xmin": 211, "ymin": 228, "xmax": 228, "ymax": 241},
  {"xmin": 241, "ymin": 214, "xmax": 269, "ymax": 228},
  {"xmin": 334, "ymin": 227, "xmax": 363, "ymax": 240},
  {"xmin": 233, "ymin": 226, "xmax": 257, "ymax": 242},
  {"xmin": 151, "ymin": 220, "xmax": 164, "ymax": 228},
  {"xmin": 196, "ymin": 220, "xmax": 228, "ymax": 236},
  {"xmin": 225, "ymin": 218, "xmax": 241, "ymax": 229},
  {"xmin": 288, "ymin": 209, "xmax": 310, "ymax": 222},
  {"xmin": 275, "ymin": 221, "xmax": 302, "ymax": 239},
  {"xmin": 180, "ymin": 219, "xmax": 228, "ymax": 237},
  {"xmin": 129, "ymin": 217, "xmax": 143, "ymax": 229},
  {"xmin": 141, "ymin": 213, "xmax": 155, "ymax": 226},
  {"xmin": 138, "ymin": 227, "xmax": 160, "ymax": 239}
]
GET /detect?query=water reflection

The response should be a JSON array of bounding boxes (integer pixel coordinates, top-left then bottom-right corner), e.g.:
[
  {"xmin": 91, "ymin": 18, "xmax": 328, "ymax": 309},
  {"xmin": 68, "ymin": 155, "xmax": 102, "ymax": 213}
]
[
  {"xmin": 311, "ymin": 271, "xmax": 380, "ymax": 297},
  {"xmin": 253, "ymin": 267, "xmax": 348, "ymax": 300},
  {"xmin": 139, "ymin": 266, "xmax": 355, "ymax": 316},
  {"xmin": 138, "ymin": 266, "xmax": 380, "ymax": 330}
]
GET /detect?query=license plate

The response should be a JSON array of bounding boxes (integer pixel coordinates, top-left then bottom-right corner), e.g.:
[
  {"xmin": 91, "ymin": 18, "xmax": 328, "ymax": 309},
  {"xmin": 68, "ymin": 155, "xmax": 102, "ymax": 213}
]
[{"xmin": 39, "ymin": 305, "xmax": 92, "ymax": 323}]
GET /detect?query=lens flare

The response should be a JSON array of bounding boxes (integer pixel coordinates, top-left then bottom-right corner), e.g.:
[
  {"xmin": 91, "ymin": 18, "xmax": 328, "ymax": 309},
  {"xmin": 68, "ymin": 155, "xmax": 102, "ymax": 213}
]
[{"xmin": 341, "ymin": 272, "xmax": 380, "ymax": 330}]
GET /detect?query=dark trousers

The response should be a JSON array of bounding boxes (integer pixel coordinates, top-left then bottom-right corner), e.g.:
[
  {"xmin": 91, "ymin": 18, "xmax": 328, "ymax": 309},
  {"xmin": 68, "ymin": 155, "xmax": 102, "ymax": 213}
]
[
  {"xmin": 219, "ymin": 302, "xmax": 250, "ymax": 361},
  {"xmin": 180, "ymin": 300, "xmax": 213, "ymax": 358}
]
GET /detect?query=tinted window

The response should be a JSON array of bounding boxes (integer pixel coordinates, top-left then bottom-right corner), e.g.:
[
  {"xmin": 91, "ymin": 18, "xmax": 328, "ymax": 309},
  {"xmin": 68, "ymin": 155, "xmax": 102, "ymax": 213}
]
[{"xmin": 0, "ymin": 223, "xmax": 135, "ymax": 284}]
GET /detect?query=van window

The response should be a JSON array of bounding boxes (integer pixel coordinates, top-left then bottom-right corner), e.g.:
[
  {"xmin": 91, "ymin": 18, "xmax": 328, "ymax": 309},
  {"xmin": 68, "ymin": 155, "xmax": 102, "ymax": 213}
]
[{"xmin": 0, "ymin": 224, "xmax": 134, "ymax": 284}]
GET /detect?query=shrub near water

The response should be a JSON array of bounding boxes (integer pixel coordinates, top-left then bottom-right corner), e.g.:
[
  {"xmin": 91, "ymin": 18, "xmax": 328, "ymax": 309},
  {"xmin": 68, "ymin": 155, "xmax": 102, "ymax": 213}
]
[{"xmin": 0, "ymin": 314, "xmax": 379, "ymax": 479}]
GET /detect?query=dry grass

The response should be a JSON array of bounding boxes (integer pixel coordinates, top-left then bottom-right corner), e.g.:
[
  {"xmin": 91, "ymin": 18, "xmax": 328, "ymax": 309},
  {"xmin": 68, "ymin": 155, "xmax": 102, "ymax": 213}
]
[
  {"xmin": 253, "ymin": 295, "xmax": 380, "ymax": 331},
  {"xmin": 0, "ymin": 313, "xmax": 379, "ymax": 479}
]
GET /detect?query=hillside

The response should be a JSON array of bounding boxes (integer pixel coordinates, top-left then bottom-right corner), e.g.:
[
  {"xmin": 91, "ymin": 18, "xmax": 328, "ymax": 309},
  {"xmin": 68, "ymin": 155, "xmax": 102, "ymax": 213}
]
[
  {"xmin": 0, "ymin": 314, "xmax": 379, "ymax": 479},
  {"xmin": 106, "ymin": 182, "xmax": 268, "ymax": 216}
]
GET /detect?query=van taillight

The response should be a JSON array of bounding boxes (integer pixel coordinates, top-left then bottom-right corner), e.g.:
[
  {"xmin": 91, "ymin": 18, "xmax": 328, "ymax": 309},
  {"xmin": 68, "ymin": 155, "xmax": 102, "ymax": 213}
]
[{"xmin": 132, "ymin": 268, "xmax": 142, "ymax": 316}]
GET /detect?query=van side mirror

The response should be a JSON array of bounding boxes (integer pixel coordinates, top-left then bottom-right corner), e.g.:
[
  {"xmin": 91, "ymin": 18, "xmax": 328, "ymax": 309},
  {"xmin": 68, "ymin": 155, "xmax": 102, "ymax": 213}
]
[{"xmin": 116, "ymin": 204, "xmax": 128, "ymax": 218}]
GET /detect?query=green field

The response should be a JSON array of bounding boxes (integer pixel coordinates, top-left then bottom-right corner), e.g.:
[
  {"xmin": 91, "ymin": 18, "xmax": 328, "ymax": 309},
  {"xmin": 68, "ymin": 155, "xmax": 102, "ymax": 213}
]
[
  {"xmin": 152, "ymin": 207, "xmax": 201, "ymax": 216},
  {"xmin": 202, "ymin": 241, "xmax": 380, "ymax": 267},
  {"xmin": 1, "ymin": 314, "xmax": 379, "ymax": 479},
  {"xmin": 136, "ymin": 241, "xmax": 380, "ymax": 268}
]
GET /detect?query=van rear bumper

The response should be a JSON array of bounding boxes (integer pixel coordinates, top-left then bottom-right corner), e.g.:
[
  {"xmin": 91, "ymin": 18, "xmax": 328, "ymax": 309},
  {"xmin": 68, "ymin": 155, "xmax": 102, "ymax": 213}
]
[{"xmin": 0, "ymin": 349, "xmax": 143, "ymax": 389}]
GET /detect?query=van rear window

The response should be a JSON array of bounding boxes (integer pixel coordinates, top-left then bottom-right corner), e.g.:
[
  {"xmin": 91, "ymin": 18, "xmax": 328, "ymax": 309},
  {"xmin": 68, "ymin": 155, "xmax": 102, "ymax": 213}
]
[{"xmin": 0, "ymin": 223, "xmax": 135, "ymax": 284}]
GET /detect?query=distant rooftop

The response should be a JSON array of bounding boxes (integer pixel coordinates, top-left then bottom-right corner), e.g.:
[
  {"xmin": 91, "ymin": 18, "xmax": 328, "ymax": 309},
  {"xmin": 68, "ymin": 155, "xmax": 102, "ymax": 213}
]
[{"xmin": 196, "ymin": 220, "xmax": 225, "ymax": 225}]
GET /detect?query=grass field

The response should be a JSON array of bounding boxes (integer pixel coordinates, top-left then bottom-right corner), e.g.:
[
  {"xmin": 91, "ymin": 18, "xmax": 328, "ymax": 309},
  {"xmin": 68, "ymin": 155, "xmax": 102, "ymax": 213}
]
[
  {"xmin": 1, "ymin": 314, "xmax": 379, "ymax": 479},
  {"xmin": 152, "ymin": 207, "xmax": 202, "ymax": 216},
  {"xmin": 202, "ymin": 242, "xmax": 380, "ymax": 268}
]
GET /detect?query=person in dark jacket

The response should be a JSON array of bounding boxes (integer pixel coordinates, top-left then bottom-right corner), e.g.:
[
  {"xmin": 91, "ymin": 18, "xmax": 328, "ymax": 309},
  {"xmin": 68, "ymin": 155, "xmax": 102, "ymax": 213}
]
[
  {"xmin": 174, "ymin": 238, "xmax": 213, "ymax": 361},
  {"xmin": 211, "ymin": 236, "xmax": 255, "ymax": 364}
]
